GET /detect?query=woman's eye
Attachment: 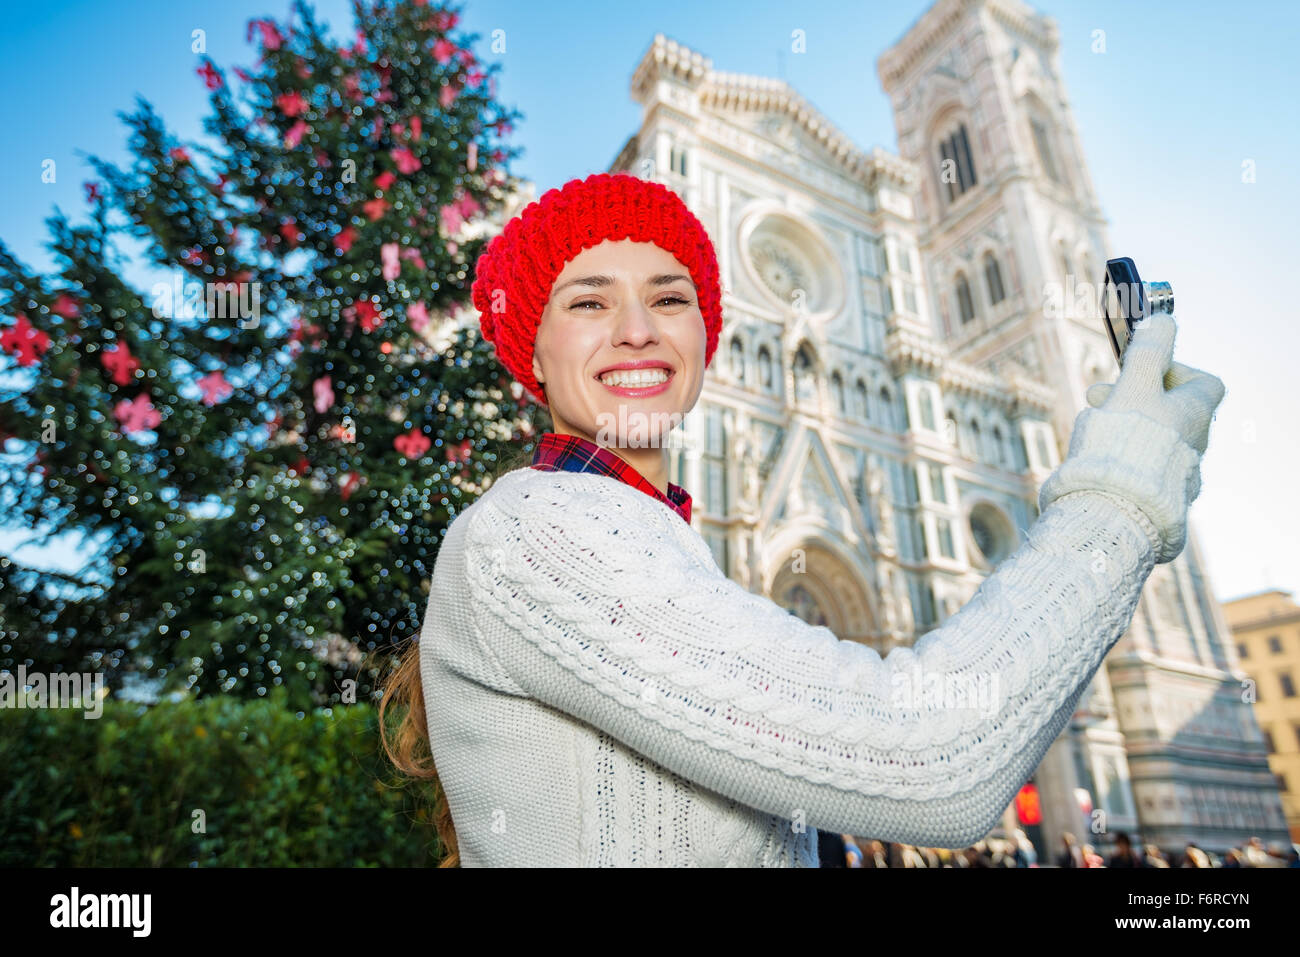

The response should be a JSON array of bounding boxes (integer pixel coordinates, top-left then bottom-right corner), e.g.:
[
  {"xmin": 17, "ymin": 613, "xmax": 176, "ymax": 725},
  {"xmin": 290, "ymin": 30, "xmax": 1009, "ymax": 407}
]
[{"xmin": 571, "ymin": 296, "xmax": 691, "ymax": 311}]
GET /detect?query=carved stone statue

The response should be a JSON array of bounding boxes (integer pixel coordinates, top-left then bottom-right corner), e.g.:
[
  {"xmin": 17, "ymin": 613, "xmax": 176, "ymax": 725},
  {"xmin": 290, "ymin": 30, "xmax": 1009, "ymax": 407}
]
[
  {"xmin": 878, "ymin": 565, "xmax": 899, "ymax": 631},
  {"xmin": 734, "ymin": 431, "xmax": 762, "ymax": 512},
  {"xmin": 881, "ymin": 566, "xmax": 913, "ymax": 634},
  {"xmin": 734, "ymin": 528, "xmax": 752, "ymax": 591},
  {"xmin": 794, "ymin": 352, "xmax": 817, "ymax": 404},
  {"xmin": 865, "ymin": 456, "xmax": 894, "ymax": 550}
]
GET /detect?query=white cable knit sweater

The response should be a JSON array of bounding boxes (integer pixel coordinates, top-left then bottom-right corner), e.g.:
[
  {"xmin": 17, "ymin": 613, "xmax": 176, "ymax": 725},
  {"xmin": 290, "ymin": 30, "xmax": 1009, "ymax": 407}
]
[{"xmin": 417, "ymin": 461, "xmax": 1163, "ymax": 867}]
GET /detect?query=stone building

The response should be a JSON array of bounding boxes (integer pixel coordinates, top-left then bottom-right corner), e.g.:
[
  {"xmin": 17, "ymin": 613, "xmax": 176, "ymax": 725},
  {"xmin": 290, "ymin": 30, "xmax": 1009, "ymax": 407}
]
[
  {"xmin": 593, "ymin": 0, "xmax": 1287, "ymax": 856},
  {"xmin": 1222, "ymin": 589, "xmax": 1300, "ymax": 845}
]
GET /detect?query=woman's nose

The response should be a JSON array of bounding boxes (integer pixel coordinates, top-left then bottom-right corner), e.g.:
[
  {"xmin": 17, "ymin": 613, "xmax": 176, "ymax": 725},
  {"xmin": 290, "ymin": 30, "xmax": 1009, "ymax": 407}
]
[{"xmin": 610, "ymin": 295, "xmax": 660, "ymax": 346}]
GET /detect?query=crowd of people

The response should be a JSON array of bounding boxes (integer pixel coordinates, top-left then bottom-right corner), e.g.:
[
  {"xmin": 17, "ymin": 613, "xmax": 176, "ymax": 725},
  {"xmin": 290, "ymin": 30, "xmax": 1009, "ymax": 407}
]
[{"xmin": 818, "ymin": 829, "xmax": 1300, "ymax": 868}]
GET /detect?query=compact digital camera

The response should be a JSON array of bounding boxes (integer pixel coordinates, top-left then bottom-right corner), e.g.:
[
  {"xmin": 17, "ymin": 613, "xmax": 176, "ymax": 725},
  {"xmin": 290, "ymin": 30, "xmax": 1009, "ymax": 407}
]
[{"xmin": 1101, "ymin": 256, "xmax": 1174, "ymax": 365}]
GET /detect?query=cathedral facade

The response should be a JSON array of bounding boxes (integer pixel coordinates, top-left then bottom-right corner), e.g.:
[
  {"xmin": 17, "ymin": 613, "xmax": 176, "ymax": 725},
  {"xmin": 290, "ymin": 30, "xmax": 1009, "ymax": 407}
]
[{"xmin": 599, "ymin": 0, "xmax": 1288, "ymax": 856}]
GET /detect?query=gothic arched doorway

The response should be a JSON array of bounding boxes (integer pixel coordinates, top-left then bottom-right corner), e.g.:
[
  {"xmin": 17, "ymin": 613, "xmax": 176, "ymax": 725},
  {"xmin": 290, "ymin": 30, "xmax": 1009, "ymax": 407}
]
[{"xmin": 767, "ymin": 539, "xmax": 877, "ymax": 645}]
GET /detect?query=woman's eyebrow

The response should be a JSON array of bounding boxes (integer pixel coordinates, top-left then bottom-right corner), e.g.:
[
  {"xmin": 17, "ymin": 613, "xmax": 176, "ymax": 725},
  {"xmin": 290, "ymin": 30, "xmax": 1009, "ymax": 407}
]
[{"xmin": 553, "ymin": 273, "xmax": 695, "ymax": 295}]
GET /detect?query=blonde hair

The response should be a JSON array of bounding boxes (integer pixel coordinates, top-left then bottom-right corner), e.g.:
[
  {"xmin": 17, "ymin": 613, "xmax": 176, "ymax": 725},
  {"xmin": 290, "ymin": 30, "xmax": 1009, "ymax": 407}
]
[{"xmin": 377, "ymin": 442, "xmax": 537, "ymax": 867}]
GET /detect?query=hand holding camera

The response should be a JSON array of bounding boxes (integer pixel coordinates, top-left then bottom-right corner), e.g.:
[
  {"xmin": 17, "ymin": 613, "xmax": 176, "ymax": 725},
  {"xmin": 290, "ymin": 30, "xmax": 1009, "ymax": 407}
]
[{"xmin": 1039, "ymin": 313, "xmax": 1226, "ymax": 563}]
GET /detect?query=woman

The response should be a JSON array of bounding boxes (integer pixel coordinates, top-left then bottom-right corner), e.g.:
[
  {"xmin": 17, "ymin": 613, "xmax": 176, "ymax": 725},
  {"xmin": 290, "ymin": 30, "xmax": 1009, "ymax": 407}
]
[{"xmin": 381, "ymin": 172, "xmax": 1225, "ymax": 867}]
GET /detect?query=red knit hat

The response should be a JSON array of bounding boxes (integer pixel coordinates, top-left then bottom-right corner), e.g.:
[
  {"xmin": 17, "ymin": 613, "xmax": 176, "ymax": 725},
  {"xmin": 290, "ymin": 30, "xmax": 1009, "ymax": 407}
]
[{"xmin": 471, "ymin": 172, "xmax": 723, "ymax": 406}]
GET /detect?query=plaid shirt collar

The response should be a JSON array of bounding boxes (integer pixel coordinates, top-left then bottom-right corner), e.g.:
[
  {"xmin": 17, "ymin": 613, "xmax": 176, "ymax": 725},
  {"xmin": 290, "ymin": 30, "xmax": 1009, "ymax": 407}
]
[{"xmin": 529, "ymin": 431, "xmax": 692, "ymax": 524}]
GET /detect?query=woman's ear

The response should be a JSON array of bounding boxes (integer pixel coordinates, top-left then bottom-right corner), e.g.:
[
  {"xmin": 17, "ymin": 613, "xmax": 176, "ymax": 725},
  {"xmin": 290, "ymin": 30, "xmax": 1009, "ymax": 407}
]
[{"xmin": 532, "ymin": 351, "xmax": 544, "ymax": 386}]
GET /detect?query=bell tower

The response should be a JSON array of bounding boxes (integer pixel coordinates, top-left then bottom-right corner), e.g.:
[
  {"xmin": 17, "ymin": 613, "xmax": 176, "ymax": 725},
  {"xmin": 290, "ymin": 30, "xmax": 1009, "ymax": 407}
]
[
  {"xmin": 878, "ymin": 0, "xmax": 1114, "ymax": 447},
  {"xmin": 878, "ymin": 0, "xmax": 1289, "ymax": 856}
]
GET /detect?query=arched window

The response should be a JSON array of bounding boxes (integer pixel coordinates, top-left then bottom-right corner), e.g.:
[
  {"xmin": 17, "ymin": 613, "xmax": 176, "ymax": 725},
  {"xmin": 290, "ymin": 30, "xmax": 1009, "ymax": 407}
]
[
  {"xmin": 879, "ymin": 386, "xmax": 894, "ymax": 431},
  {"xmin": 757, "ymin": 346, "xmax": 774, "ymax": 391},
  {"xmin": 991, "ymin": 425, "xmax": 1005, "ymax": 466},
  {"xmin": 918, "ymin": 388, "xmax": 936, "ymax": 431},
  {"xmin": 856, "ymin": 379, "xmax": 869, "ymax": 421},
  {"xmin": 983, "ymin": 253, "xmax": 1005, "ymax": 305},
  {"xmin": 730, "ymin": 337, "xmax": 745, "ymax": 383},
  {"xmin": 920, "ymin": 580, "xmax": 937, "ymax": 627},
  {"xmin": 670, "ymin": 145, "xmax": 688, "ymax": 177},
  {"xmin": 831, "ymin": 371, "xmax": 845, "ymax": 414},
  {"xmin": 793, "ymin": 344, "xmax": 817, "ymax": 402},
  {"xmin": 944, "ymin": 411, "xmax": 959, "ymax": 447},
  {"xmin": 970, "ymin": 418, "xmax": 982, "ymax": 461},
  {"xmin": 777, "ymin": 583, "xmax": 829, "ymax": 628},
  {"xmin": 1030, "ymin": 115, "xmax": 1061, "ymax": 184},
  {"xmin": 937, "ymin": 518, "xmax": 956, "ymax": 559},
  {"xmin": 1035, "ymin": 429, "xmax": 1052, "ymax": 470},
  {"xmin": 1060, "ymin": 247, "xmax": 1073, "ymax": 284},
  {"xmin": 1010, "ymin": 428, "xmax": 1028, "ymax": 471},
  {"xmin": 936, "ymin": 121, "xmax": 978, "ymax": 203},
  {"xmin": 955, "ymin": 273, "xmax": 975, "ymax": 324}
]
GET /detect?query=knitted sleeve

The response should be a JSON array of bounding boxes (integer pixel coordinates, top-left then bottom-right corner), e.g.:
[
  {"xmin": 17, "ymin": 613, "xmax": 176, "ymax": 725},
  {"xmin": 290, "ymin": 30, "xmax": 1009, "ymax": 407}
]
[{"xmin": 463, "ymin": 474, "xmax": 1160, "ymax": 847}]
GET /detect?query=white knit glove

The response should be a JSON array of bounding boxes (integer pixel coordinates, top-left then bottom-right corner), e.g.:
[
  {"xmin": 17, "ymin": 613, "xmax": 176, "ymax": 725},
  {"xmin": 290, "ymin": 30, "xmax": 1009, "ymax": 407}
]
[{"xmin": 1038, "ymin": 313, "xmax": 1225, "ymax": 563}]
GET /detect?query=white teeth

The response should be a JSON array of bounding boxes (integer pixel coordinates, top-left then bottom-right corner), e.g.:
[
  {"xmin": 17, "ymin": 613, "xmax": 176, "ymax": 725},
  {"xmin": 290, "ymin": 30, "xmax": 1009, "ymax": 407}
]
[{"xmin": 599, "ymin": 368, "xmax": 670, "ymax": 388}]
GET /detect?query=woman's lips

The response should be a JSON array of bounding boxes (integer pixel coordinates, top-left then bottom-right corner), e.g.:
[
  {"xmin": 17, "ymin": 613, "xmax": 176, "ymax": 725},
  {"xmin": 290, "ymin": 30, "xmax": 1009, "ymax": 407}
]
[{"xmin": 597, "ymin": 369, "xmax": 674, "ymax": 398}]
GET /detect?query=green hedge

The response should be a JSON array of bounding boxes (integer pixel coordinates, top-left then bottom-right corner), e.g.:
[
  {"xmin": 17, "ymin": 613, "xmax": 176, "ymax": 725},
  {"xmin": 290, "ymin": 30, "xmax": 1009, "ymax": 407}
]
[{"xmin": 0, "ymin": 689, "xmax": 447, "ymax": 866}]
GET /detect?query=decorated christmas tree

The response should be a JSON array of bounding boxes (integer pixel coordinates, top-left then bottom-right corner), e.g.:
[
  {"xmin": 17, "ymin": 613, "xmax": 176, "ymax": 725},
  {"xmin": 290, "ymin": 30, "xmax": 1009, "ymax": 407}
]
[{"xmin": 0, "ymin": 0, "xmax": 546, "ymax": 710}]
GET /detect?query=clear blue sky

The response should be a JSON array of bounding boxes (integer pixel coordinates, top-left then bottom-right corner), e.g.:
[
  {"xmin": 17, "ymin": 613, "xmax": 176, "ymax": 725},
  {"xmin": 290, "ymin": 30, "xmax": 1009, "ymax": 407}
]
[{"xmin": 1, "ymin": 0, "xmax": 1297, "ymax": 605}]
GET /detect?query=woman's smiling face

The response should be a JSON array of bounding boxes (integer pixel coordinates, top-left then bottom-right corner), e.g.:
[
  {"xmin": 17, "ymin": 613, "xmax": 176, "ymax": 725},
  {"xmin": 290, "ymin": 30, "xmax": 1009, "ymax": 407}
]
[{"xmin": 531, "ymin": 238, "xmax": 706, "ymax": 448}]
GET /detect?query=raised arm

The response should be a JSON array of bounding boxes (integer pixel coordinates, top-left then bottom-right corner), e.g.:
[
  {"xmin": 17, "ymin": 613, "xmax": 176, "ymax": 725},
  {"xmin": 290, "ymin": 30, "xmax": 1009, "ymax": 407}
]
[
  {"xmin": 464, "ymin": 467, "xmax": 1159, "ymax": 847},
  {"xmin": 463, "ymin": 315, "xmax": 1224, "ymax": 848}
]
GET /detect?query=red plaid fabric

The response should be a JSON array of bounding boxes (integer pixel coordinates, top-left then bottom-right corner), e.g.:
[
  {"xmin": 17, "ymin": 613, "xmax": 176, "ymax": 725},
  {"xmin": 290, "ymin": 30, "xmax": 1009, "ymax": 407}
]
[{"xmin": 530, "ymin": 431, "xmax": 692, "ymax": 524}]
